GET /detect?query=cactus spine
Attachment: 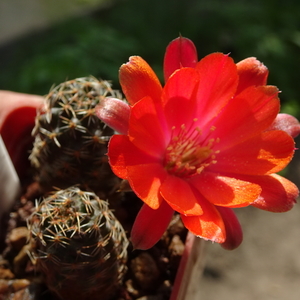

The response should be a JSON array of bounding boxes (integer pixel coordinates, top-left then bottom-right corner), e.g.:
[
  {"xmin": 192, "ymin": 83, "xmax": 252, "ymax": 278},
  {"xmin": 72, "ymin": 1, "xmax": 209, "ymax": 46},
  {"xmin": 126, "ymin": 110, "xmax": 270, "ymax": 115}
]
[
  {"xmin": 29, "ymin": 76, "xmax": 122, "ymax": 197},
  {"xmin": 28, "ymin": 186, "xmax": 128, "ymax": 300}
]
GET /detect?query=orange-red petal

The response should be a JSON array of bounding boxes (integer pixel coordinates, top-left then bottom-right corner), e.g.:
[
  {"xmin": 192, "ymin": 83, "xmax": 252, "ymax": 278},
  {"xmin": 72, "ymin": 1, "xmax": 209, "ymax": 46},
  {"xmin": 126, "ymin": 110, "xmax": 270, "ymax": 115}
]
[
  {"xmin": 108, "ymin": 134, "xmax": 159, "ymax": 179},
  {"xmin": 129, "ymin": 96, "xmax": 167, "ymax": 157},
  {"xmin": 119, "ymin": 56, "xmax": 163, "ymax": 105},
  {"xmin": 162, "ymin": 67, "xmax": 199, "ymax": 105},
  {"xmin": 109, "ymin": 133, "xmax": 167, "ymax": 209},
  {"xmin": 236, "ymin": 57, "xmax": 269, "ymax": 94},
  {"xmin": 190, "ymin": 172, "xmax": 261, "ymax": 207},
  {"xmin": 267, "ymin": 113, "xmax": 300, "ymax": 138},
  {"xmin": 107, "ymin": 135, "xmax": 129, "ymax": 179},
  {"xmin": 180, "ymin": 200, "xmax": 226, "ymax": 243},
  {"xmin": 194, "ymin": 53, "xmax": 238, "ymax": 126},
  {"xmin": 208, "ymin": 85, "xmax": 279, "ymax": 148},
  {"xmin": 131, "ymin": 201, "xmax": 174, "ymax": 250},
  {"xmin": 212, "ymin": 130, "xmax": 295, "ymax": 175},
  {"xmin": 160, "ymin": 175, "xmax": 203, "ymax": 215},
  {"xmin": 163, "ymin": 36, "xmax": 198, "ymax": 81},
  {"xmin": 161, "ymin": 67, "xmax": 200, "ymax": 129},
  {"xmin": 217, "ymin": 207, "xmax": 243, "ymax": 250},
  {"xmin": 248, "ymin": 174, "xmax": 298, "ymax": 212},
  {"xmin": 95, "ymin": 97, "xmax": 130, "ymax": 134},
  {"xmin": 127, "ymin": 162, "xmax": 167, "ymax": 209}
]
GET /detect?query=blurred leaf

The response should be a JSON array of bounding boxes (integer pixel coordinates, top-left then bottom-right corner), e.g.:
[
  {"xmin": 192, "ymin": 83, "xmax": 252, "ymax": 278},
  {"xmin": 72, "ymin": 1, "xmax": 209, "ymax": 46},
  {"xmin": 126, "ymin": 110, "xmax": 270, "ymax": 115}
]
[{"xmin": 1, "ymin": 0, "xmax": 300, "ymax": 118}]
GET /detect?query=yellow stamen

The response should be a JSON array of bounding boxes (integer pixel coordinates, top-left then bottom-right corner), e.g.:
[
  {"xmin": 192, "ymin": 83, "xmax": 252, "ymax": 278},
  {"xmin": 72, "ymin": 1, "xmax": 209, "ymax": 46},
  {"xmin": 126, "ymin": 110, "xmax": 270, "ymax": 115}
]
[{"xmin": 164, "ymin": 122, "xmax": 220, "ymax": 177}]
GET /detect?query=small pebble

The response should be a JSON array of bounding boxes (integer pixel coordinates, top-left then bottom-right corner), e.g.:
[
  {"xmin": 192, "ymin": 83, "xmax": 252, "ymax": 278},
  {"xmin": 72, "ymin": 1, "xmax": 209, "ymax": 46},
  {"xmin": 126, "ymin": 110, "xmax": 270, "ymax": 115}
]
[
  {"xmin": 131, "ymin": 252, "xmax": 160, "ymax": 290},
  {"xmin": 0, "ymin": 278, "xmax": 30, "ymax": 294},
  {"xmin": 0, "ymin": 267, "xmax": 14, "ymax": 280},
  {"xmin": 9, "ymin": 227, "xmax": 29, "ymax": 251},
  {"xmin": 168, "ymin": 235, "xmax": 185, "ymax": 258}
]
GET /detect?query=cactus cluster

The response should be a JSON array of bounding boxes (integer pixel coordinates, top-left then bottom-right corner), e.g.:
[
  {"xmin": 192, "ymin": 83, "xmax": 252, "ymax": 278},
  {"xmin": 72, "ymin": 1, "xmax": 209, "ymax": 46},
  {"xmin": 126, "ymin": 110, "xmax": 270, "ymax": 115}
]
[
  {"xmin": 28, "ymin": 186, "xmax": 128, "ymax": 300},
  {"xmin": 26, "ymin": 77, "xmax": 130, "ymax": 299},
  {"xmin": 29, "ymin": 76, "xmax": 122, "ymax": 197}
]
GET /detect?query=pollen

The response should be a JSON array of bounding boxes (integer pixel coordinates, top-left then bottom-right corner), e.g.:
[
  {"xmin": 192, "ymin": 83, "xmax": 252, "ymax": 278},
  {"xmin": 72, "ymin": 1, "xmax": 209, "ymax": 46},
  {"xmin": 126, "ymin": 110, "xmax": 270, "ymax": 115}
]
[{"xmin": 164, "ymin": 122, "xmax": 219, "ymax": 177}]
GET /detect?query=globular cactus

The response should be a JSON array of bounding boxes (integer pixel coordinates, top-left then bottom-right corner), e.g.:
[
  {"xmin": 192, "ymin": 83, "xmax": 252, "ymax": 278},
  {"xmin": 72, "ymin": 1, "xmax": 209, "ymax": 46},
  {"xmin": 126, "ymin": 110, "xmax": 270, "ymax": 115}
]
[
  {"xmin": 27, "ymin": 186, "xmax": 129, "ymax": 300},
  {"xmin": 29, "ymin": 76, "xmax": 122, "ymax": 197}
]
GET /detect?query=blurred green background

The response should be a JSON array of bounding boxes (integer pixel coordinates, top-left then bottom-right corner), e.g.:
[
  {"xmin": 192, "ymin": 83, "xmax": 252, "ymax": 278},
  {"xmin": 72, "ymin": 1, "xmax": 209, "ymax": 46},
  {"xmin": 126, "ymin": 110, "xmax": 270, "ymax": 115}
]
[{"xmin": 0, "ymin": 0, "xmax": 300, "ymax": 116}]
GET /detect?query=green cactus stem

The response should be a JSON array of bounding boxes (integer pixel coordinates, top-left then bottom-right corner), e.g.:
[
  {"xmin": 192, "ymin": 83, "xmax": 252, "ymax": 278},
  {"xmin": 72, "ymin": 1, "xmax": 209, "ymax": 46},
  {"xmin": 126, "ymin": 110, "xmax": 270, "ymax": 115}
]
[
  {"xmin": 27, "ymin": 186, "xmax": 129, "ymax": 300},
  {"xmin": 29, "ymin": 76, "xmax": 122, "ymax": 197}
]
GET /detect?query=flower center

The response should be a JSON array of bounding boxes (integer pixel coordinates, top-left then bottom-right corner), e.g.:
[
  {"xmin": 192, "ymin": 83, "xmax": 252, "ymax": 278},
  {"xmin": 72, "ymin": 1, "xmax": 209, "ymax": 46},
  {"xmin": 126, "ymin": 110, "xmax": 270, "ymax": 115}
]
[{"xmin": 164, "ymin": 121, "xmax": 219, "ymax": 178}]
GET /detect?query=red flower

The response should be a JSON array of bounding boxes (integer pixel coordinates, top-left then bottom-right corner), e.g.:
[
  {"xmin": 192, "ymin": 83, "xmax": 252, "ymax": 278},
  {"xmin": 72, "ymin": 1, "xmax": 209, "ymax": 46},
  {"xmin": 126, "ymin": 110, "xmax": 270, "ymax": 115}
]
[{"xmin": 97, "ymin": 37, "xmax": 299, "ymax": 250}]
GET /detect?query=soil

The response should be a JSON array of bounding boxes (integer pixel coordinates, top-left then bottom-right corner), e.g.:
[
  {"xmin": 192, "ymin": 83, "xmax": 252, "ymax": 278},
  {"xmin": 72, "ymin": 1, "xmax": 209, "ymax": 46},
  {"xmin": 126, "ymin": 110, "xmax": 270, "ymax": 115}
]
[{"xmin": 0, "ymin": 178, "xmax": 187, "ymax": 300}]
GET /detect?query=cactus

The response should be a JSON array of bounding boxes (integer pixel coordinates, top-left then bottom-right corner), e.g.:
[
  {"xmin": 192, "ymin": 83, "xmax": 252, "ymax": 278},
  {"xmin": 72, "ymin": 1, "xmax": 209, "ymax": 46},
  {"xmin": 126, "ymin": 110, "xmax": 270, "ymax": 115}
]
[
  {"xmin": 29, "ymin": 76, "xmax": 122, "ymax": 197},
  {"xmin": 27, "ymin": 186, "xmax": 129, "ymax": 300}
]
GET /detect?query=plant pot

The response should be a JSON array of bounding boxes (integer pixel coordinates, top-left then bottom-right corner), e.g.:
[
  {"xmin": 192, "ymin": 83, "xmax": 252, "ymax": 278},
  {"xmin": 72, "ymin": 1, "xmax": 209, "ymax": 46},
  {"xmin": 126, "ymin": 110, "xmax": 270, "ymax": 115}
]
[
  {"xmin": 0, "ymin": 90, "xmax": 205, "ymax": 300},
  {"xmin": 0, "ymin": 91, "xmax": 44, "ymax": 218}
]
